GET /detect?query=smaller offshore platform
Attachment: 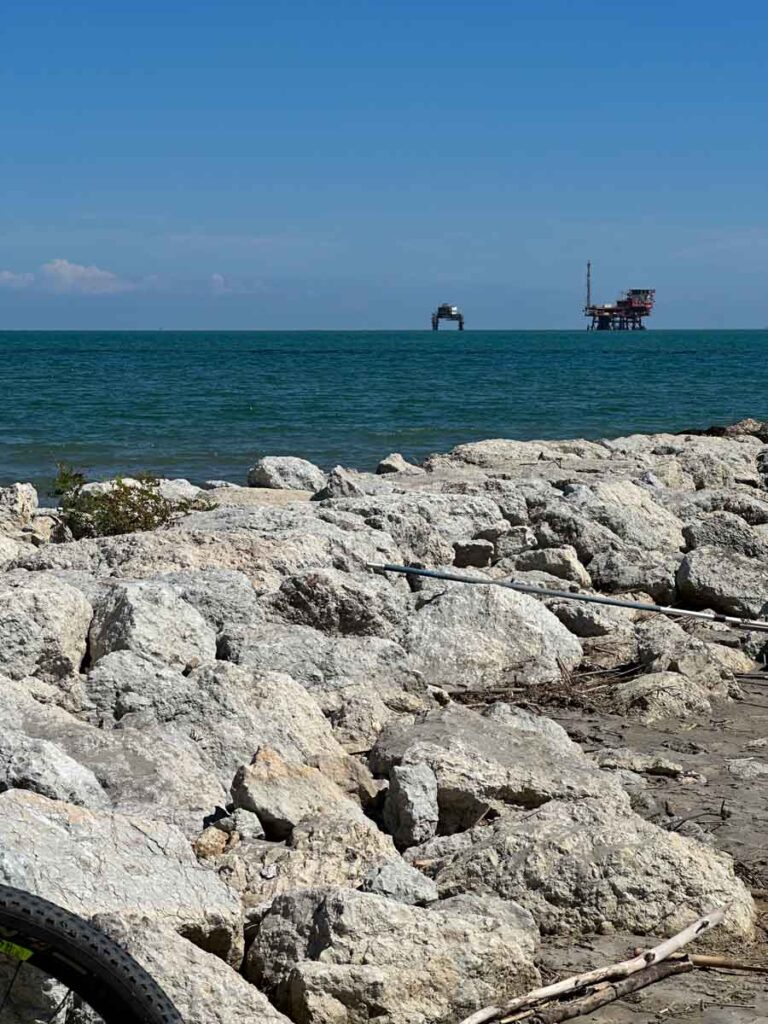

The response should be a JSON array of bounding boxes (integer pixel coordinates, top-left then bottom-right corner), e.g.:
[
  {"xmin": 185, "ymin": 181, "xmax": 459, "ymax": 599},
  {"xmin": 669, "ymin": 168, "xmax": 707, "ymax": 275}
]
[
  {"xmin": 432, "ymin": 303, "xmax": 464, "ymax": 330},
  {"xmin": 584, "ymin": 262, "xmax": 655, "ymax": 331}
]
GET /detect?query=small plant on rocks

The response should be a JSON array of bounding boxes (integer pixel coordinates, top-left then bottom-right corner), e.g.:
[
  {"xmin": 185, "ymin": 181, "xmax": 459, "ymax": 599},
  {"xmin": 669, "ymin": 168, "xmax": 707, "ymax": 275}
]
[{"xmin": 51, "ymin": 463, "xmax": 210, "ymax": 539}]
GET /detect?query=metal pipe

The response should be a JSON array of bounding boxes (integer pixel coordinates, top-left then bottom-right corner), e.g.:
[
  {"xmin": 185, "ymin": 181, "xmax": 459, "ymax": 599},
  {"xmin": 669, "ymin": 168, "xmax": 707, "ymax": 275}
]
[{"xmin": 367, "ymin": 563, "xmax": 768, "ymax": 633}]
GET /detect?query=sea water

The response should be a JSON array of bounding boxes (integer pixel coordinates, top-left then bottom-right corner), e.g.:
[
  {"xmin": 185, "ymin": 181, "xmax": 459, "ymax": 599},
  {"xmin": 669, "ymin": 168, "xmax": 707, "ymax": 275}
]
[{"xmin": 1, "ymin": 330, "xmax": 766, "ymax": 491}]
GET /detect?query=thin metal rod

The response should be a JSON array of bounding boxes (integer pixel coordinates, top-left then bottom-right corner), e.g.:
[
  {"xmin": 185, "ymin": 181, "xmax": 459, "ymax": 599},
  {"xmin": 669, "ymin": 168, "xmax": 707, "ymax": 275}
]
[{"xmin": 368, "ymin": 563, "xmax": 768, "ymax": 633}]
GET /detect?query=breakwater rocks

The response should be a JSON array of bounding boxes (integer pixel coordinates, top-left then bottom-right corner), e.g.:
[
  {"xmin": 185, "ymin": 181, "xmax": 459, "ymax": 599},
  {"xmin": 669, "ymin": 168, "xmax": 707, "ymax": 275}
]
[{"xmin": 2, "ymin": 422, "xmax": 768, "ymax": 1021}]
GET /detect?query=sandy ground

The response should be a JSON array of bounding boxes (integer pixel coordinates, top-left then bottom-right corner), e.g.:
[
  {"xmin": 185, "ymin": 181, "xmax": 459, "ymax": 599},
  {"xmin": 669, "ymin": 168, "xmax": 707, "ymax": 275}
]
[{"xmin": 529, "ymin": 692, "xmax": 768, "ymax": 1023}]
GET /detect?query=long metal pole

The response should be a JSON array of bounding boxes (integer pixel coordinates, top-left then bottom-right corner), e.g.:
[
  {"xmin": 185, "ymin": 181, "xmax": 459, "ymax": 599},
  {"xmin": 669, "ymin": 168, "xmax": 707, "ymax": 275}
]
[
  {"xmin": 586, "ymin": 260, "xmax": 592, "ymax": 308},
  {"xmin": 367, "ymin": 563, "xmax": 768, "ymax": 633}
]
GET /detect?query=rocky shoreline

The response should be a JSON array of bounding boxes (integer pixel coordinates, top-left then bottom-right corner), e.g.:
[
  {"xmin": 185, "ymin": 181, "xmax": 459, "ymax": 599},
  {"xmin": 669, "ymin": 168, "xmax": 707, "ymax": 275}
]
[{"xmin": 2, "ymin": 420, "xmax": 768, "ymax": 1021}]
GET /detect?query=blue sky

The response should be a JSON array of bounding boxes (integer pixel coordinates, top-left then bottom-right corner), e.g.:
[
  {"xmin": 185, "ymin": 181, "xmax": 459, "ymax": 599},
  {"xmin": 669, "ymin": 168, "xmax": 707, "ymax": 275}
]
[{"xmin": 1, "ymin": 0, "xmax": 766, "ymax": 329}]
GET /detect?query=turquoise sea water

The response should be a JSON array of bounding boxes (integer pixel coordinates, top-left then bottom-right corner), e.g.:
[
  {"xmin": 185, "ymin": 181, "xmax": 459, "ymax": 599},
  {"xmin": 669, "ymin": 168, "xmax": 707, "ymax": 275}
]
[{"xmin": 1, "ymin": 330, "xmax": 766, "ymax": 492}]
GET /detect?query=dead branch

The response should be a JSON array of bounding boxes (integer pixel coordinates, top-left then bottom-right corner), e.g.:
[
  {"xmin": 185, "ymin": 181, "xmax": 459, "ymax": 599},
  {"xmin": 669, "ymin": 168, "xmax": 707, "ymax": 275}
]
[
  {"xmin": 528, "ymin": 960, "xmax": 693, "ymax": 1024},
  {"xmin": 690, "ymin": 953, "xmax": 768, "ymax": 973},
  {"xmin": 457, "ymin": 906, "xmax": 727, "ymax": 1024}
]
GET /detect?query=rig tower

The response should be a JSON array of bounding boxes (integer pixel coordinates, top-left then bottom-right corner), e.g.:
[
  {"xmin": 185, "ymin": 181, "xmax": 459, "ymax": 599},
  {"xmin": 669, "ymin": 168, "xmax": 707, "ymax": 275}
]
[
  {"xmin": 584, "ymin": 262, "xmax": 655, "ymax": 330},
  {"xmin": 431, "ymin": 303, "xmax": 464, "ymax": 331}
]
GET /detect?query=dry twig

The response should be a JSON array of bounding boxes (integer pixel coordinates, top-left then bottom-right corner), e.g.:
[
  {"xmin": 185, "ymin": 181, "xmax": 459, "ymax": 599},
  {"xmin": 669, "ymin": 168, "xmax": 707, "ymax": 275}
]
[{"xmin": 457, "ymin": 907, "xmax": 727, "ymax": 1024}]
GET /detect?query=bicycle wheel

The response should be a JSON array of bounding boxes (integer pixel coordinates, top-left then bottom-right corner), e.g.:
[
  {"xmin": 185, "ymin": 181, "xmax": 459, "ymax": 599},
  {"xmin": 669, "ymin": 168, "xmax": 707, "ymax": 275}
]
[{"xmin": 0, "ymin": 884, "xmax": 183, "ymax": 1023}]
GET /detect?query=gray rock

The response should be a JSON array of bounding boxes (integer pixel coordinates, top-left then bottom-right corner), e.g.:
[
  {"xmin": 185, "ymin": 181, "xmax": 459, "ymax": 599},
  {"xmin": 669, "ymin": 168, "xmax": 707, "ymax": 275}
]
[
  {"xmin": 231, "ymin": 747, "xmax": 366, "ymax": 840},
  {"xmin": 232, "ymin": 807, "xmax": 266, "ymax": 840},
  {"xmin": 432, "ymin": 893, "xmax": 537, "ymax": 936},
  {"xmin": 0, "ymin": 535, "xmax": 21, "ymax": 570},
  {"xmin": 203, "ymin": 479, "xmax": 240, "ymax": 489},
  {"xmin": 383, "ymin": 762, "xmax": 439, "ymax": 848},
  {"xmin": 248, "ymin": 456, "xmax": 327, "ymax": 492},
  {"xmin": 402, "ymin": 583, "xmax": 582, "ymax": 691},
  {"xmin": 360, "ymin": 859, "xmax": 439, "ymax": 905},
  {"xmin": 88, "ymin": 658, "xmax": 365, "ymax": 792},
  {"xmin": 634, "ymin": 617, "xmax": 729, "ymax": 693},
  {"xmin": 221, "ymin": 620, "xmax": 425, "ymax": 705},
  {"xmin": 0, "ymin": 483, "xmax": 38, "ymax": 528},
  {"xmin": 531, "ymin": 505, "xmax": 622, "ymax": 565},
  {"xmin": 494, "ymin": 526, "xmax": 538, "ymax": 559},
  {"xmin": 595, "ymin": 747, "xmax": 685, "ymax": 777},
  {"xmin": 157, "ymin": 478, "xmax": 203, "ymax": 502},
  {"xmin": 313, "ymin": 466, "xmax": 395, "ymax": 500},
  {"xmin": 610, "ymin": 670, "xmax": 712, "ymax": 723},
  {"xmin": 89, "ymin": 579, "xmax": 217, "ymax": 669},
  {"xmin": 0, "ymin": 728, "xmax": 109, "ymax": 809},
  {"xmin": 514, "ymin": 545, "xmax": 591, "ymax": 586},
  {"xmin": 677, "ymin": 545, "xmax": 768, "ymax": 617},
  {"xmin": 579, "ymin": 629, "xmax": 640, "ymax": 672},
  {"xmin": 94, "ymin": 917, "xmax": 292, "ymax": 1024},
  {"xmin": 213, "ymin": 814, "xmax": 399, "ymax": 908},
  {"xmin": 683, "ymin": 511, "xmax": 768, "ymax": 558},
  {"xmin": 481, "ymin": 703, "xmax": 580, "ymax": 752},
  {"xmin": 371, "ymin": 704, "xmax": 623, "ymax": 834},
  {"xmin": 16, "ymin": 506, "xmax": 401, "ymax": 589},
  {"xmin": 269, "ymin": 568, "xmax": 407, "ymax": 637},
  {"xmin": 453, "ymin": 538, "xmax": 495, "ymax": 568},
  {"xmin": 587, "ymin": 546, "xmax": 681, "ymax": 603},
  {"xmin": 0, "ymin": 789, "xmax": 243, "ymax": 963},
  {"xmin": 424, "ymin": 436, "xmax": 609, "ymax": 475},
  {"xmin": 562, "ymin": 478, "xmax": 685, "ymax": 552},
  {"xmin": 246, "ymin": 887, "xmax": 539, "ymax": 1024},
  {"xmin": 726, "ymin": 758, "xmax": 768, "ymax": 781},
  {"xmin": 84, "ymin": 650, "xmax": 190, "ymax": 723},
  {"xmin": 426, "ymin": 798, "xmax": 754, "ymax": 938},
  {"xmin": 2, "ymin": 675, "xmax": 227, "ymax": 833},
  {"xmin": 0, "ymin": 571, "xmax": 92, "ymax": 682},
  {"xmin": 547, "ymin": 598, "xmax": 635, "ymax": 638},
  {"xmin": 376, "ymin": 452, "xmax": 424, "ymax": 476},
  {"xmin": 318, "ymin": 492, "xmax": 506, "ymax": 565},
  {"xmin": 155, "ymin": 568, "xmax": 264, "ymax": 634}
]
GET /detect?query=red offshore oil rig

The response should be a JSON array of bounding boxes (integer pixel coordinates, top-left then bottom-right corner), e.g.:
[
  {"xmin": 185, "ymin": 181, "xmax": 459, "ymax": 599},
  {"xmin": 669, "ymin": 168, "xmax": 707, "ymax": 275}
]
[{"xmin": 584, "ymin": 262, "xmax": 655, "ymax": 330}]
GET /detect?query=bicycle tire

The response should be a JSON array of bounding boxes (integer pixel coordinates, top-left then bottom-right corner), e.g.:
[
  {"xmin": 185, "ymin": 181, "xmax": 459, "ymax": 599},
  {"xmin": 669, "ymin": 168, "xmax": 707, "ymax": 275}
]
[{"xmin": 0, "ymin": 884, "xmax": 184, "ymax": 1023}]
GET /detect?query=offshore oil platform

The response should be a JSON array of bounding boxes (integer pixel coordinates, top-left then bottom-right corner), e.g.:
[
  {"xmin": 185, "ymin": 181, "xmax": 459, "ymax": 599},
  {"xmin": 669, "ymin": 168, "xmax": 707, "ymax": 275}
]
[
  {"xmin": 584, "ymin": 262, "xmax": 655, "ymax": 330},
  {"xmin": 431, "ymin": 303, "xmax": 464, "ymax": 330}
]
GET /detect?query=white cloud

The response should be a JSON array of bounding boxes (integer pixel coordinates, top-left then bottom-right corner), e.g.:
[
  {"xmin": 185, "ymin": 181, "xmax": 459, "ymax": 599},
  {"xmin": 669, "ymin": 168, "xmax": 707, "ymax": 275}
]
[
  {"xmin": 39, "ymin": 258, "xmax": 134, "ymax": 295},
  {"xmin": 0, "ymin": 270, "xmax": 34, "ymax": 290},
  {"xmin": 210, "ymin": 272, "xmax": 231, "ymax": 295}
]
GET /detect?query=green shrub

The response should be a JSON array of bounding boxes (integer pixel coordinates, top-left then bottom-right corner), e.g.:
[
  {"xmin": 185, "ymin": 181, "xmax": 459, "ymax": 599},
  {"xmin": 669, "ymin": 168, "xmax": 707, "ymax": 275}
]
[{"xmin": 51, "ymin": 464, "xmax": 210, "ymax": 539}]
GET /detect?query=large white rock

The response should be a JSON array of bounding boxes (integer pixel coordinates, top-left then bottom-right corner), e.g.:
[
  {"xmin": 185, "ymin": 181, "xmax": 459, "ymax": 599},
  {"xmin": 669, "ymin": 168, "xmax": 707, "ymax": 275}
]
[
  {"xmin": 231, "ymin": 747, "xmax": 366, "ymax": 840},
  {"xmin": 677, "ymin": 545, "xmax": 768, "ymax": 617},
  {"xmin": 15, "ymin": 507, "xmax": 402, "ymax": 591},
  {"xmin": 248, "ymin": 456, "xmax": 327, "ymax": 492},
  {"xmin": 0, "ymin": 483, "xmax": 37, "ymax": 529},
  {"xmin": 86, "ymin": 657, "xmax": 370, "ymax": 798},
  {"xmin": 95, "ymin": 917, "xmax": 292, "ymax": 1024},
  {"xmin": 3, "ymin": 675, "xmax": 226, "ymax": 833},
  {"xmin": 269, "ymin": 567, "xmax": 408, "ymax": 637},
  {"xmin": 0, "ymin": 571, "xmax": 93, "ymax": 681},
  {"xmin": 213, "ymin": 813, "xmax": 401, "ymax": 908},
  {"xmin": 424, "ymin": 797, "xmax": 754, "ymax": 938},
  {"xmin": 247, "ymin": 887, "xmax": 539, "ymax": 1024},
  {"xmin": 371, "ymin": 704, "xmax": 623, "ymax": 836},
  {"xmin": 89, "ymin": 579, "xmax": 217, "ymax": 668},
  {"xmin": 402, "ymin": 583, "xmax": 582, "ymax": 690},
  {"xmin": 0, "ymin": 790, "xmax": 243, "ymax": 963},
  {"xmin": 610, "ymin": 670, "xmax": 712, "ymax": 723},
  {"xmin": 562, "ymin": 480, "xmax": 685, "ymax": 553},
  {"xmin": 318, "ymin": 492, "xmax": 507, "ymax": 564},
  {"xmin": 0, "ymin": 727, "xmax": 110, "ymax": 809}
]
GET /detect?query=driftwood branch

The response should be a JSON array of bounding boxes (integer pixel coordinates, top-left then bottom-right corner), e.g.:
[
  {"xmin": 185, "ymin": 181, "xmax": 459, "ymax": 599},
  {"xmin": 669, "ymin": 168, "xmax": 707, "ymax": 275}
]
[
  {"xmin": 458, "ymin": 906, "xmax": 727, "ymax": 1024},
  {"xmin": 690, "ymin": 953, "xmax": 768, "ymax": 973},
  {"xmin": 528, "ymin": 960, "xmax": 693, "ymax": 1024}
]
